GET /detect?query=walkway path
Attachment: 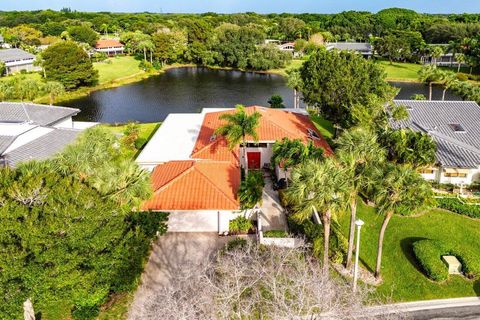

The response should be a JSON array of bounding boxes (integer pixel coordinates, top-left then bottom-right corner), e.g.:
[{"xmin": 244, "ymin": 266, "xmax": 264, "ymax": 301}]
[{"xmin": 259, "ymin": 171, "xmax": 288, "ymax": 231}]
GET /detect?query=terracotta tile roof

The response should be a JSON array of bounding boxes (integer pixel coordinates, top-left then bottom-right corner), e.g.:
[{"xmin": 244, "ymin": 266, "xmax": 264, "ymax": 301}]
[
  {"xmin": 142, "ymin": 160, "xmax": 240, "ymax": 211},
  {"xmin": 95, "ymin": 39, "xmax": 123, "ymax": 49},
  {"xmin": 191, "ymin": 106, "xmax": 333, "ymax": 161}
]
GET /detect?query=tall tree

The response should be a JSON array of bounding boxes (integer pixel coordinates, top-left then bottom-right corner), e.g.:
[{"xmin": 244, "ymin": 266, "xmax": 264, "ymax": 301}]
[
  {"xmin": 41, "ymin": 41, "xmax": 98, "ymax": 90},
  {"xmin": 285, "ymin": 158, "xmax": 347, "ymax": 271},
  {"xmin": 418, "ymin": 65, "xmax": 443, "ymax": 100},
  {"xmin": 335, "ymin": 127, "xmax": 386, "ymax": 270},
  {"xmin": 286, "ymin": 68, "xmax": 302, "ymax": 109},
  {"xmin": 215, "ymin": 105, "xmax": 261, "ymax": 174},
  {"xmin": 371, "ymin": 163, "xmax": 432, "ymax": 279},
  {"xmin": 300, "ymin": 48, "xmax": 394, "ymax": 129},
  {"xmin": 439, "ymin": 71, "xmax": 458, "ymax": 101},
  {"xmin": 152, "ymin": 30, "xmax": 187, "ymax": 66}
]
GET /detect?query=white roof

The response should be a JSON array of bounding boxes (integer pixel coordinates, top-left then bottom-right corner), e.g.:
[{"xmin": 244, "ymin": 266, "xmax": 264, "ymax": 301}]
[{"xmin": 136, "ymin": 113, "xmax": 204, "ymax": 167}]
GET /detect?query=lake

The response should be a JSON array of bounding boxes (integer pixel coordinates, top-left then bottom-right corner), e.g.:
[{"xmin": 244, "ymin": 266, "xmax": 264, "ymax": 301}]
[{"xmin": 65, "ymin": 67, "xmax": 461, "ymax": 123}]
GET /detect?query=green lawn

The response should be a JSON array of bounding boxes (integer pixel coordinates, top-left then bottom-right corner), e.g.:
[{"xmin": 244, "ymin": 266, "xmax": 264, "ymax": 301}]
[
  {"xmin": 376, "ymin": 60, "xmax": 423, "ymax": 82},
  {"xmin": 0, "ymin": 72, "xmax": 42, "ymax": 82},
  {"xmin": 96, "ymin": 293, "xmax": 133, "ymax": 320},
  {"xmin": 338, "ymin": 202, "xmax": 480, "ymax": 302},
  {"xmin": 269, "ymin": 59, "xmax": 305, "ymax": 76},
  {"xmin": 102, "ymin": 122, "xmax": 161, "ymax": 159},
  {"xmin": 310, "ymin": 113, "xmax": 335, "ymax": 142},
  {"xmin": 94, "ymin": 56, "xmax": 144, "ymax": 84}
]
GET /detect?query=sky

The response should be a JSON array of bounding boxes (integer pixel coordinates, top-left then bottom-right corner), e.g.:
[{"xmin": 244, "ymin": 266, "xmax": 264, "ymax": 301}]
[{"xmin": 2, "ymin": 0, "xmax": 480, "ymax": 14}]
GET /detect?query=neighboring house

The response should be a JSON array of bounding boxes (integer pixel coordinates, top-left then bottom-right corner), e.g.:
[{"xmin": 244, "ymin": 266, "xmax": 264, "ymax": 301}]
[
  {"xmin": 138, "ymin": 106, "xmax": 333, "ymax": 233},
  {"xmin": 390, "ymin": 100, "xmax": 480, "ymax": 185},
  {"xmin": 420, "ymin": 45, "xmax": 466, "ymax": 67},
  {"xmin": 0, "ymin": 48, "xmax": 40, "ymax": 75},
  {"xmin": 0, "ymin": 102, "xmax": 93, "ymax": 167},
  {"xmin": 326, "ymin": 42, "xmax": 373, "ymax": 58},
  {"xmin": 94, "ymin": 39, "xmax": 124, "ymax": 56}
]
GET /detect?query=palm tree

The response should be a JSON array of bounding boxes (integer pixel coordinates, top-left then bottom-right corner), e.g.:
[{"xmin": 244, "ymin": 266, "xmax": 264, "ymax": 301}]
[
  {"xmin": 239, "ymin": 171, "xmax": 265, "ymax": 209},
  {"xmin": 418, "ymin": 65, "xmax": 443, "ymax": 100},
  {"xmin": 271, "ymin": 138, "xmax": 324, "ymax": 186},
  {"xmin": 100, "ymin": 23, "xmax": 108, "ymax": 36},
  {"xmin": 286, "ymin": 68, "xmax": 302, "ymax": 109},
  {"xmin": 215, "ymin": 105, "xmax": 262, "ymax": 175},
  {"xmin": 456, "ymin": 53, "xmax": 466, "ymax": 73},
  {"xmin": 43, "ymin": 81, "xmax": 65, "ymax": 105},
  {"xmin": 137, "ymin": 39, "xmax": 154, "ymax": 63},
  {"xmin": 430, "ymin": 46, "xmax": 444, "ymax": 66},
  {"xmin": 335, "ymin": 127, "xmax": 386, "ymax": 270},
  {"xmin": 439, "ymin": 71, "xmax": 458, "ymax": 101},
  {"xmin": 285, "ymin": 158, "xmax": 347, "ymax": 272},
  {"xmin": 371, "ymin": 163, "xmax": 432, "ymax": 279}
]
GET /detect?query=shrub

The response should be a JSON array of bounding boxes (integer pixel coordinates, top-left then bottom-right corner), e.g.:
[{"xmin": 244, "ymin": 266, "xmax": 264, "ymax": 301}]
[
  {"xmin": 229, "ymin": 216, "xmax": 254, "ymax": 234},
  {"xmin": 225, "ymin": 238, "xmax": 248, "ymax": 251},
  {"xmin": 436, "ymin": 197, "xmax": 480, "ymax": 219},
  {"xmin": 456, "ymin": 73, "xmax": 468, "ymax": 82},
  {"xmin": 412, "ymin": 240, "xmax": 449, "ymax": 281},
  {"xmin": 413, "ymin": 239, "xmax": 480, "ymax": 281},
  {"xmin": 239, "ymin": 171, "xmax": 265, "ymax": 209},
  {"xmin": 263, "ymin": 230, "xmax": 289, "ymax": 238}
]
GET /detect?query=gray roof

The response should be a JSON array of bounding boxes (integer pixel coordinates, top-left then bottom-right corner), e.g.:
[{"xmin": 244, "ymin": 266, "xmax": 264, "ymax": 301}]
[
  {"xmin": 2, "ymin": 128, "xmax": 80, "ymax": 167},
  {"xmin": 0, "ymin": 48, "xmax": 35, "ymax": 63},
  {"xmin": 0, "ymin": 135, "xmax": 15, "ymax": 154},
  {"xmin": 326, "ymin": 42, "xmax": 372, "ymax": 53},
  {"xmin": 0, "ymin": 102, "xmax": 80, "ymax": 126},
  {"xmin": 390, "ymin": 100, "xmax": 480, "ymax": 168}
]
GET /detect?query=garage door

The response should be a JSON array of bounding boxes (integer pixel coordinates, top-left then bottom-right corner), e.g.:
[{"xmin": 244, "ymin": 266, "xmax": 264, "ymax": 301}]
[{"xmin": 167, "ymin": 211, "xmax": 219, "ymax": 232}]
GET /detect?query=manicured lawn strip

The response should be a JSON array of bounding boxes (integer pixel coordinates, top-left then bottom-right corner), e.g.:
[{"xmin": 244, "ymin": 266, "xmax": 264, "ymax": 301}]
[
  {"xmin": 310, "ymin": 114, "xmax": 335, "ymax": 141},
  {"xmin": 337, "ymin": 201, "xmax": 480, "ymax": 302},
  {"xmin": 376, "ymin": 60, "xmax": 423, "ymax": 82},
  {"xmin": 94, "ymin": 56, "xmax": 144, "ymax": 84}
]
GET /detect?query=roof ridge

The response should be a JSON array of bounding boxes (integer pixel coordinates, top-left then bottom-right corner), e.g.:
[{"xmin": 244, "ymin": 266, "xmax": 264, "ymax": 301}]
[
  {"xmin": 0, "ymin": 102, "xmax": 80, "ymax": 112},
  {"xmin": 153, "ymin": 161, "xmax": 196, "ymax": 193},
  {"xmin": 257, "ymin": 109, "xmax": 310, "ymax": 141},
  {"xmin": 430, "ymin": 131, "xmax": 480, "ymax": 156},
  {"xmin": 193, "ymin": 163, "xmax": 239, "ymax": 207}
]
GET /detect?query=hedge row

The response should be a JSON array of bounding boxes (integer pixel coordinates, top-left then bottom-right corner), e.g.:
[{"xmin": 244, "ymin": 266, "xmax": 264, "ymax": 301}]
[
  {"xmin": 436, "ymin": 198, "xmax": 480, "ymax": 219},
  {"xmin": 263, "ymin": 230, "xmax": 289, "ymax": 238},
  {"xmin": 413, "ymin": 239, "xmax": 480, "ymax": 281}
]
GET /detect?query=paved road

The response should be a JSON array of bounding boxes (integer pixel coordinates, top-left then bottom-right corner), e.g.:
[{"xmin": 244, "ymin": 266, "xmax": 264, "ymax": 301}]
[{"xmin": 405, "ymin": 306, "xmax": 480, "ymax": 319}]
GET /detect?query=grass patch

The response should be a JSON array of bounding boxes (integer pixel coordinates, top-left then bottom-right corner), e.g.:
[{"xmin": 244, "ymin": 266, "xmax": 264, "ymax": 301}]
[
  {"xmin": 376, "ymin": 60, "xmax": 423, "ymax": 82},
  {"xmin": 337, "ymin": 201, "xmax": 480, "ymax": 302},
  {"xmin": 268, "ymin": 59, "xmax": 305, "ymax": 76},
  {"xmin": 101, "ymin": 122, "xmax": 161, "ymax": 159},
  {"xmin": 94, "ymin": 56, "xmax": 144, "ymax": 85},
  {"xmin": 309, "ymin": 114, "xmax": 335, "ymax": 141},
  {"xmin": 96, "ymin": 292, "xmax": 133, "ymax": 320}
]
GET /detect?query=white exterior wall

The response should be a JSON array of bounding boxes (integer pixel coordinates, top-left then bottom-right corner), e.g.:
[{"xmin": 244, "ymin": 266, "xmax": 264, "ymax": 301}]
[
  {"xmin": 52, "ymin": 117, "xmax": 73, "ymax": 129},
  {"xmin": 246, "ymin": 143, "xmax": 274, "ymax": 168},
  {"xmin": 439, "ymin": 167, "xmax": 480, "ymax": 185},
  {"xmin": 165, "ymin": 210, "xmax": 242, "ymax": 233},
  {"xmin": 5, "ymin": 60, "xmax": 40, "ymax": 75},
  {"xmin": 419, "ymin": 169, "xmax": 438, "ymax": 182}
]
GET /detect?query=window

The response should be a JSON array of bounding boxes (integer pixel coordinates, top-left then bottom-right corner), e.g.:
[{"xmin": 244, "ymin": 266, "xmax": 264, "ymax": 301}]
[
  {"xmin": 307, "ymin": 128, "xmax": 320, "ymax": 139},
  {"xmin": 448, "ymin": 123, "xmax": 466, "ymax": 133},
  {"xmin": 444, "ymin": 172, "xmax": 467, "ymax": 178},
  {"xmin": 418, "ymin": 168, "xmax": 434, "ymax": 174},
  {"xmin": 246, "ymin": 142, "xmax": 268, "ymax": 148}
]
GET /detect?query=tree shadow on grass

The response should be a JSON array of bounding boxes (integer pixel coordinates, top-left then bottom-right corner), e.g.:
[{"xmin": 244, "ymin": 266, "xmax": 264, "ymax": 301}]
[
  {"xmin": 474, "ymin": 279, "xmax": 480, "ymax": 297},
  {"xmin": 400, "ymin": 237, "xmax": 429, "ymax": 275},
  {"xmin": 359, "ymin": 257, "xmax": 374, "ymax": 274}
]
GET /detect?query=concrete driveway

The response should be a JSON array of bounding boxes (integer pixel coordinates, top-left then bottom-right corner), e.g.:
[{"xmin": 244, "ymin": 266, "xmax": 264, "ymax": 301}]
[{"xmin": 128, "ymin": 232, "xmax": 233, "ymax": 319}]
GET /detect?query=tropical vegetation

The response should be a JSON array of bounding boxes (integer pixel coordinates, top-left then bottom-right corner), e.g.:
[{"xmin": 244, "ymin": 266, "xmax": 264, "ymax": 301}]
[{"xmin": 0, "ymin": 127, "xmax": 168, "ymax": 319}]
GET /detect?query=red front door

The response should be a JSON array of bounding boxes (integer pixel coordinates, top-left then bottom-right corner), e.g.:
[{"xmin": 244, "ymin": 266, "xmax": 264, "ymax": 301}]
[{"xmin": 247, "ymin": 152, "xmax": 261, "ymax": 169}]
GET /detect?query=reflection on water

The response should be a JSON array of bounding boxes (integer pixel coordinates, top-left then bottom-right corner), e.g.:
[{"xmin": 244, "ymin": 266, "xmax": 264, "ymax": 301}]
[{"xmin": 64, "ymin": 67, "xmax": 461, "ymax": 123}]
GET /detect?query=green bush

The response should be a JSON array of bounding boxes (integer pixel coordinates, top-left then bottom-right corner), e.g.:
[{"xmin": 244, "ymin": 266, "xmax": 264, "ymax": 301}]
[
  {"xmin": 263, "ymin": 230, "xmax": 289, "ymax": 238},
  {"xmin": 436, "ymin": 198, "xmax": 480, "ymax": 219},
  {"xmin": 72, "ymin": 288, "xmax": 109, "ymax": 320},
  {"xmin": 456, "ymin": 73, "xmax": 469, "ymax": 82},
  {"xmin": 225, "ymin": 237, "xmax": 248, "ymax": 251},
  {"xmin": 412, "ymin": 240, "xmax": 449, "ymax": 281},
  {"xmin": 413, "ymin": 239, "xmax": 480, "ymax": 281},
  {"xmin": 229, "ymin": 216, "xmax": 254, "ymax": 234}
]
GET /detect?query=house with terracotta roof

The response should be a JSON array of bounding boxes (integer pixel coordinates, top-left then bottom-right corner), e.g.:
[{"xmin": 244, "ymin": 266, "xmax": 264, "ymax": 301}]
[
  {"xmin": 138, "ymin": 106, "xmax": 332, "ymax": 233},
  {"xmin": 95, "ymin": 39, "xmax": 124, "ymax": 56}
]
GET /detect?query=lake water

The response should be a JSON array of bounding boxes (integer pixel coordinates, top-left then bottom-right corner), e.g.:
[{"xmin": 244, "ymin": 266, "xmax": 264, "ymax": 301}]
[{"xmin": 65, "ymin": 67, "xmax": 461, "ymax": 123}]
